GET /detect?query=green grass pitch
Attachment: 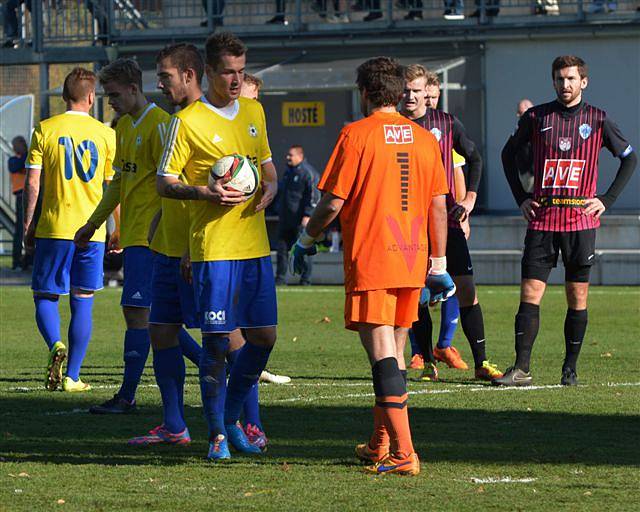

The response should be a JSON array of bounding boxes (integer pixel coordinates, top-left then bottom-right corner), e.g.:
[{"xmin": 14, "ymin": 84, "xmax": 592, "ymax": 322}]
[{"xmin": 1, "ymin": 285, "xmax": 639, "ymax": 511}]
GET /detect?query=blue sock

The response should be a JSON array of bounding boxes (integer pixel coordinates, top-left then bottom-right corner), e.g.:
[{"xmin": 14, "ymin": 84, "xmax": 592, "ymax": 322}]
[
  {"xmin": 34, "ymin": 296, "xmax": 61, "ymax": 350},
  {"xmin": 227, "ymin": 348, "xmax": 262, "ymax": 430},
  {"xmin": 153, "ymin": 346, "xmax": 186, "ymax": 434},
  {"xmin": 224, "ymin": 342, "xmax": 272, "ymax": 425},
  {"xmin": 199, "ymin": 336, "xmax": 229, "ymax": 440},
  {"xmin": 437, "ymin": 295, "xmax": 460, "ymax": 349},
  {"xmin": 118, "ymin": 328, "xmax": 151, "ymax": 402},
  {"xmin": 408, "ymin": 329, "xmax": 421, "ymax": 356},
  {"xmin": 179, "ymin": 328, "xmax": 202, "ymax": 367},
  {"xmin": 66, "ymin": 295, "xmax": 94, "ymax": 381}
]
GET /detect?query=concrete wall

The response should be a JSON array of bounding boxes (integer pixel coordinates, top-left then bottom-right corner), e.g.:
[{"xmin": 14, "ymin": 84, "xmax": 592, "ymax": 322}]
[{"xmin": 484, "ymin": 36, "xmax": 640, "ymax": 213}]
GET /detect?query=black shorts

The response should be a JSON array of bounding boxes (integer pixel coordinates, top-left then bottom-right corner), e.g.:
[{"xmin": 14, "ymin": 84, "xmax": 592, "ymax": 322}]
[
  {"xmin": 521, "ymin": 229, "xmax": 596, "ymax": 283},
  {"xmin": 446, "ymin": 227, "xmax": 473, "ymax": 277}
]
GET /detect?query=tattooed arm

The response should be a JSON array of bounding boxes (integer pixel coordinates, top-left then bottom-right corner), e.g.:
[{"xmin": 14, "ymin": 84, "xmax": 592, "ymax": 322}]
[{"xmin": 156, "ymin": 174, "xmax": 248, "ymax": 206}]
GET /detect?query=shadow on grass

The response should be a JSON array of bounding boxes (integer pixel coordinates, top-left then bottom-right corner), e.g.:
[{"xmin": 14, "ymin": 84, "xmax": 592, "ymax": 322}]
[{"xmin": 1, "ymin": 396, "xmax": 638, "ymax": 468}]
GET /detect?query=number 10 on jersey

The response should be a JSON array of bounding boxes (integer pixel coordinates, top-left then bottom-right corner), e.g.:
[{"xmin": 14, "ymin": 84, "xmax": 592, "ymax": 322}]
[{"xmin": 58, "ymin": 137, "xmax": 99, "ymax": 182}]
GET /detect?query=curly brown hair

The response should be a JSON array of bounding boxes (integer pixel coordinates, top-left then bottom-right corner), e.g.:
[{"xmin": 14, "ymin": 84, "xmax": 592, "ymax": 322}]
[
  {"xmin": 99, "ymin": 58, "xmax": 143, "ymax": 90},
  {"xmin": 356, "ymin": 57, "xmax": 404, "ymax": 108},
  {"xmin": 205, "ymin": 32, "xmax": 247, "ymax": 69},
  {"xmin": 552, "ymin": 55, "xmax": 588, "ymax": 79},
  {"xmin": 63, "ymin": 67, "xmax": 97, "ymax": 103}
]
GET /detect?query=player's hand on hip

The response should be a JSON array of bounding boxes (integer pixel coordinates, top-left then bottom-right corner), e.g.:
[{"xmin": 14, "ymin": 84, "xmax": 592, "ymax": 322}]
[
  {"xmin": 203, "ymin": 182, "xmax": 247, "ymax": 207},
  {"xmin": 519, "ymin": 198, "xmax": 540, "ymax": 222},
  {"xmin": 584, "ymin": 197, "xmax": 605, "ymax": 219},
  {"xmin": 74, "ymin": 222, "xmax": 97, "ymax": 249},
  {"xmin": 289, "ymin": 241, "xmax": 317, "ymax": 275},
  {"xmin": 426, "ymin": 272, "xmax": 456, "ymax": 305},
  {"xmin": 255, "ymin": 179, "xmax": 277, "ymax": 213},
  {"xmin": 180, "ymin": 251, "xmax": 192, "ymax": 284}
]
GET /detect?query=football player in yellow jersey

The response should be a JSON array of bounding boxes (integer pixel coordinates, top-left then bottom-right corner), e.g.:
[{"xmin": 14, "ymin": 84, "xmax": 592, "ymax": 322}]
[
  {"xmin": 74, "ymin": 58, "xmax": 170, "ymax": 414},
  {"xmin": 127, "ymin": 43, "xmax": 206, "ymax": 446},
  {"xmin": 156, "ymin": 32, "xmax": 278, "ymax": 460},
  {"xmin": 23, "ymin": 68, "xmax": 116, "ymax": 393}
]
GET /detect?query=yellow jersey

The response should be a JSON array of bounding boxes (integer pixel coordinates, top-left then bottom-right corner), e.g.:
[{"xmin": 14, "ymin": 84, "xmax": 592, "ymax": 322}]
[
  {"xmin": 150, "ymin": 195, "xmax": 190, "ymax": 258},
  {"xmin": 90, "ymin": 103, "xmax": 169, "ymax": 248},
  {"xmin": 157, "ymin": 96, "xmax": 272, "ymax": 262},
  {"xmin": 26, "ymin": 111, "xmax": 116, "ymax": 242},
  {"xmin": 452, "ymin": 150, "xmax": 465, "ymax": 169}
]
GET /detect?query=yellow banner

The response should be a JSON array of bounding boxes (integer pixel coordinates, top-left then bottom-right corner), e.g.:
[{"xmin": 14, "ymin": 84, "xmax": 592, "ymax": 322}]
[{"xmin": 282, "ymin": 102, "xmax": 325, "ymax": 127}]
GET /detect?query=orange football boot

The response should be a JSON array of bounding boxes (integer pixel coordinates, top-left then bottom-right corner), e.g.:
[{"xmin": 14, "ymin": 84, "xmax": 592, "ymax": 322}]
[
  {"xmin": 433, "ymin": 346, "xmax": 469, "ymax": 370},
  {"xmin": 365, "ymin": 452, "xmax": 421, "ymax": 476},
  {"xmin": 409, "ymin": 353, "xmax": 425, "ymax": 370},
  {"xmin": 355, "ymin": 443, "xmax": 389, "ymax": 464}
]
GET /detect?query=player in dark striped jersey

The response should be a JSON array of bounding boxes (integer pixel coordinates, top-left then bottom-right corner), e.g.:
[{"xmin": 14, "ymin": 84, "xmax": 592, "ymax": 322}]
[
  {"xmin": 498, "ymin": 55, "xmax": 637, "ymax": 387},
  {"xmin": 401, "ymin": 65, "xmax": 503, "ymax": 382}
]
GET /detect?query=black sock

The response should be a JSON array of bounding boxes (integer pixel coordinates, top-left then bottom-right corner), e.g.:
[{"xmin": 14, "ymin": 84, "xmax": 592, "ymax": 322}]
[
  {"xmin": 514, "ymin": 302, "xmax": 540, "ymax": 373},
  {"xmin": 411, "ymin": 307, "xmax": 434, "ymax": 364},
  {"xmin": 459, "ymin": 304, "xmax": 487, "ymax": 367},
  {"xmin": 563, "ymin": 308, "xmax": 588, "ymax": 372}
]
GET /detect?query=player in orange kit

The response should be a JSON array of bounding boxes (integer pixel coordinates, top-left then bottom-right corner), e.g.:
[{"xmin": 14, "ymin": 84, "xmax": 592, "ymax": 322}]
[{"xmin": 291, "ymin": 57, "xmax": 454, "ymax": 475}]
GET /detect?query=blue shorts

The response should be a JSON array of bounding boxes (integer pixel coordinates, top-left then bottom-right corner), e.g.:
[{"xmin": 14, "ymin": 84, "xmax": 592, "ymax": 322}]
[
  {"xmin": 32, "ymin": 238, "xmax": 105, "ymax": 295},
  {"xmin": 192, "ymin": 256, "xmax": 277, "ymax": 333},
  {"xmin": 149, "ymin": 253, "xmax": 198, "ymax": 328},
  {"xmin": 121, "ymin": 246, "xmax": 155, "ymax": 308}
]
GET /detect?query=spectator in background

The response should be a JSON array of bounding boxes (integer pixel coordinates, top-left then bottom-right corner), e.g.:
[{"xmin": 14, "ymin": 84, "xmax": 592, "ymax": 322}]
[
  {"xmin": 588, "ymin": 0, "xmax": 617, "ymax": 14},
  {"xmin": 516, "ymin": 98, "xmax": 534, "ymax": 192},
  {"xmin": 8, "ymin": 136, "xmax": 28, "ymax": 270},
  {"xmin": 201, "ymin": 0, "xmax": 225, "ymax": 27},
  {"xmin": 2, "ymin": 0, "xmax": 32, "ymax": 48},
  {"xmin": 275, "ymin": 145, "xmax": 320, "ymax": 285},
  {"xmin": 443, "ymin": 0, "xmax": 464, "ymax": 20},
  {"xmin": 534, "ymin": 0, "xmax": 559, "ymax": 15},
  {"xmin": 241, "ymin": 73, "xmax": 264, "ymax": 100},
  {"xmin": 266, "ymin": 1, "xmax": 287, "ymax": 24},
  {"xmin": 470, "ymin": 0, "xmax": 499, "ymax": 17}
]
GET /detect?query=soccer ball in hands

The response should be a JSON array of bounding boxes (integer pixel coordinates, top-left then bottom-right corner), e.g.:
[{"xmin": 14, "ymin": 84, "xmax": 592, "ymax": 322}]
[{"xmin": 209, "ymin": 154, "xmax": 259, "ymax": 197}]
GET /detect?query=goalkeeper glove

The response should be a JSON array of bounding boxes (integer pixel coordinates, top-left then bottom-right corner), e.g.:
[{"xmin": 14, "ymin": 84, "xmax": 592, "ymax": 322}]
[
  {"xmin": 289, "ymin": 229, "xmax": 318, "ymax": 275},
  {"xmin": 425, "ymin": 256, "xmax": 456, "ymax": 305}
]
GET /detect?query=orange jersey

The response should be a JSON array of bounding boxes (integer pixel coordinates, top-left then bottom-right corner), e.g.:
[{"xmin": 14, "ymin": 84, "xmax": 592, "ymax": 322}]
[{"xmin": 319, "ymin": 111, "xmax": 448, "ymax": 292}]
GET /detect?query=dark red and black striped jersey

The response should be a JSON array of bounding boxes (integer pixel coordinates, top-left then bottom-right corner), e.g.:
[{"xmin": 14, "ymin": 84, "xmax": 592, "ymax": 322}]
[
  {"xmin": 410, "ymin": 109, "xmax": 480, "ymax": 228},
  {"xmin": 509, "ymin": 101, "xmax": 632, "ymax": 232}
]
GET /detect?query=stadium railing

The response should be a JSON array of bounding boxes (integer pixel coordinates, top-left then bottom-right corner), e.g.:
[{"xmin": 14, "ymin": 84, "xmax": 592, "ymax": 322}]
[{"xmin": 1, "ymin": 1, "xmax": 638, "ymax": 49}]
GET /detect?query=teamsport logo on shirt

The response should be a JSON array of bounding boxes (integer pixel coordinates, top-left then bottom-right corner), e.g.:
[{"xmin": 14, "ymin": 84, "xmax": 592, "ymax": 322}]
[
  {"xmin": 558, "ymin": 137, "xmax": 572, "ymax": 151},
  {"xmin": 579, "ymin": 124, "xmax": 592, "ymax": 140},
  {"xmin": 430, "ymin": 127, "xmax": 442, "ymax": 142},
  {"xmin": 135, "ymin": 135, "xmax": 142, "ymax": 146},
  {"xmin": 384, "ymin": 125, "xmax": 414, "ymax": 144},
  {"xmin": 248, "ymin": 124, "xmax": 258, "ymax": 138},
  {"xmin": 204, "ymin": 310, "xmax": 226, "ymax": 325}
]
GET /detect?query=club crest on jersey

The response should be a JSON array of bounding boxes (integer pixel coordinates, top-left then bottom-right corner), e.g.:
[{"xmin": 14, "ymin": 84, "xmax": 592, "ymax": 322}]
[
  {"xmin": 579, "ymin": 123, "xmax": 592, "ymax": 140},
  {"xmin": 384, "ymin": 125, "xmax": 413, "ymax": 144},
  {"xmin": 135, "ymin": 135, "xmax": 142, "ymax": 146},
  {"xmin": 248, "ymin": 124, "xmax": 258, "ymax": 138},
  {"xmin": 430, "ymin": 127, "xmax": 442, "ymax": 142},
  {"xmin": 558, "ymin": 137, "xmax": 572, "ymax": 152}
]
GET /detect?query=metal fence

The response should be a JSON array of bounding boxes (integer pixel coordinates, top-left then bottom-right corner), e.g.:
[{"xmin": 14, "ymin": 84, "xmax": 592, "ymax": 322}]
[{"xmin": 1, "ymin": 0, "xmax": 638, "ymax": 47}]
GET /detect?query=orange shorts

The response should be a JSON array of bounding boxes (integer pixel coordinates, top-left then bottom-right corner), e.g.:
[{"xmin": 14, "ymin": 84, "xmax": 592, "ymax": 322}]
[{"xmin": 344, "ymin": 288, "xmax": 421, "ymax": 331}]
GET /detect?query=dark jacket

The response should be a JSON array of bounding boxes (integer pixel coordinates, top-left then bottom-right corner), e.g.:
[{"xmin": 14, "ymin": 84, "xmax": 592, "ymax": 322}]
[{"xmin": 278, "ymin": 159, "xmax": 320, "ymax": 230}]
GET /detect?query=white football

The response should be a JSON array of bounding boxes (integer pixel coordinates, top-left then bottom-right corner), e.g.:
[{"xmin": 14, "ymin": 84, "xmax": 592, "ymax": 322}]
[{"xmin": 209, "ymin": 154, "xmax": 259, "ymax": 197}]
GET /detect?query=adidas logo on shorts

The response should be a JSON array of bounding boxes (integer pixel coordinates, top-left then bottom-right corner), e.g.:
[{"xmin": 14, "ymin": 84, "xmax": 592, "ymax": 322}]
[
  {"xmin": 204, "ymin": 310, "xmax": 226, "ymax": 325},
  {"xmin": 131, "ymin": 291, "xmax": 143, "ymax": 300}
]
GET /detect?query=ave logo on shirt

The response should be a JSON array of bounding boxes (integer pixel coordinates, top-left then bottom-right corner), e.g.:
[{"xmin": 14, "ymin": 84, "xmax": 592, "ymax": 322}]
[
  {"xmin": 542, "ymin": 159, "xmax": 585, "ymax": 189},
  {"xmin": 384, "ymin": 125, "xmax": 414, "ymax": 144}
]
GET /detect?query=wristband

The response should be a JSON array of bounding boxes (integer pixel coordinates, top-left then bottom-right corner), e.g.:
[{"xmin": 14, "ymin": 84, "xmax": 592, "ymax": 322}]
[
  {"xmin": 429, "ymin": 256, "xmax": 447, "ymax": 275},
  {"xmin": 298, "ymin": 228, "xmax": 317, "ymax": 249}
]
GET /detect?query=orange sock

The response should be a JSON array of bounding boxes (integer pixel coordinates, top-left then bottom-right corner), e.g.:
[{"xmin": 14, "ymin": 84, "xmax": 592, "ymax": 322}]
[
  {"xmin": 368, "ymin": 404, "xmax": 390, "ymax": 453},
  {"xmin": 377, "ymin": 393, "xmax": 414, "ymax": 459}
]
